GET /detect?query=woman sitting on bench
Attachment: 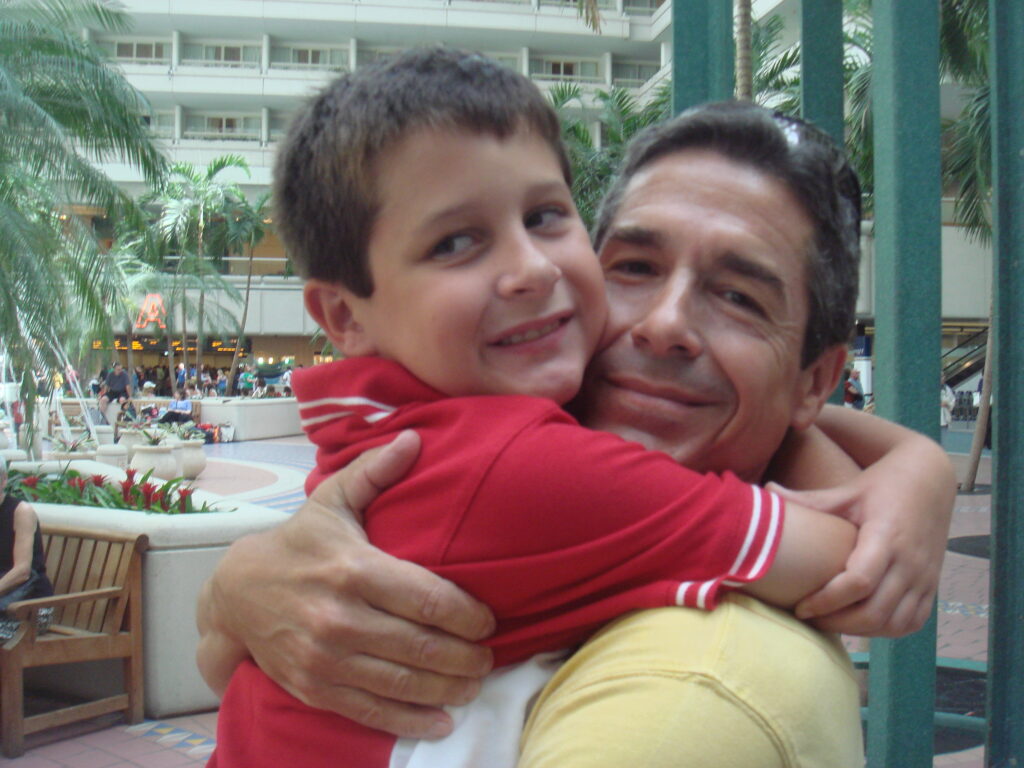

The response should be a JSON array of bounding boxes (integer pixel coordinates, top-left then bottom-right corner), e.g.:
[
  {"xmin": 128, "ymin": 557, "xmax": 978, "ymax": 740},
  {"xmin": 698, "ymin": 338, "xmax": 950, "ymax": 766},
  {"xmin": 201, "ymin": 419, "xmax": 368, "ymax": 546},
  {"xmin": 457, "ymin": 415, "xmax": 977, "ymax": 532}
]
[{"xmin": 159, "ymin": 389, "xmax": 193, "ymax": 425}]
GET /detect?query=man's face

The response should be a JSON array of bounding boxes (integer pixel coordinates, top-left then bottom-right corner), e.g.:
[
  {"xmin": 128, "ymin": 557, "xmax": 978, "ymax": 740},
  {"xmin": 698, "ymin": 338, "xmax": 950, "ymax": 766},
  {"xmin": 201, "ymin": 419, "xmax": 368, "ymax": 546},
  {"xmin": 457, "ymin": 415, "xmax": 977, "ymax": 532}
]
[{"xmin": 576, "ymin": 149, "xmax": 840, "ymax": 481}]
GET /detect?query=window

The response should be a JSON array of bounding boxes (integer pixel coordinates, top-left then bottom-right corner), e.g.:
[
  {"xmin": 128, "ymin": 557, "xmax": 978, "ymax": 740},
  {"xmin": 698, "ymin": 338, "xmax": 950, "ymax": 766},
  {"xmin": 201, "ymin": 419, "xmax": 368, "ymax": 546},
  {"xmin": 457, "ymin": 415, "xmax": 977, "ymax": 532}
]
[
  {"xmin": 110, "ymin": 40, "xmax": 169, "ymax": 62},
  {"xmin": 269, "ymin": 46, "xmax": 347, "ymax": 71},
  {"xmin": 181, "ymin": 43, "xmax": 259, "ymax": 67},
  {"xmin": 183, "ymin": 113, "xmax": 260, "ymax": 140},
  {"xmin": 529, "ymin": 58, "xmax": 600, "ymax": 82},
  {"xmin": 611, "ymin": 61, "xmax": 660, "ymax": 86}
]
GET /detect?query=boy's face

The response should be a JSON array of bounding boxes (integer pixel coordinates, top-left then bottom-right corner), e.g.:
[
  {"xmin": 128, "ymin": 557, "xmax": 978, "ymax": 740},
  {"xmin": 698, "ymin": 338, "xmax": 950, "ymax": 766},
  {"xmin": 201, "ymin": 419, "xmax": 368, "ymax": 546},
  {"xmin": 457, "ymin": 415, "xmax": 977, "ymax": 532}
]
[{"xmin": 336, "ymin": 127, "xmax": 606, "ymax": 404}]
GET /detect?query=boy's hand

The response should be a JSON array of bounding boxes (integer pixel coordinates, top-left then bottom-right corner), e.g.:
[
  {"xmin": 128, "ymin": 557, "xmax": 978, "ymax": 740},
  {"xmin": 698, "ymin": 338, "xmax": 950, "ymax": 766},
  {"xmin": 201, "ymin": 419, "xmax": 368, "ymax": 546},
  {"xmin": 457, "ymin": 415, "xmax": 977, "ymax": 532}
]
[
  {"xmin": 198, "ymin": 431, "xmax": 495, "ymax": 738},
  {"xmin": 769, "ymin": 446, "xmax": 955, "ymax": 637}
]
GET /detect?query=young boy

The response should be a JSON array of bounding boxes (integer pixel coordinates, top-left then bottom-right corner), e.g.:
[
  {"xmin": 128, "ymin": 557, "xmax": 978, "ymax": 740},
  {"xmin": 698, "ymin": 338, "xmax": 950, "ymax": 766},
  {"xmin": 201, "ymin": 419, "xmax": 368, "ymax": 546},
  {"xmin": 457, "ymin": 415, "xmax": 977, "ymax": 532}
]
[{"xmin": 208, "ymin": 47, "xmax": 855, "ymax": 767}]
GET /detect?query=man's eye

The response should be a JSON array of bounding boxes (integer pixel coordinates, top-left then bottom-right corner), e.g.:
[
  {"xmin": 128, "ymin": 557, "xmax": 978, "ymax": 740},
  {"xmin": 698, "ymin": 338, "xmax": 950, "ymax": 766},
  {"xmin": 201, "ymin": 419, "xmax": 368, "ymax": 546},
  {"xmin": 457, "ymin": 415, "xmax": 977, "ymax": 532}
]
[
  {"xmin": 607, "ymin": 259, "xmax": 656, "ymax": 276},
  {"xmin": 430, "ymin": 233, "xmax": 475, "ymax": 259},
  {"xmin": 721, "ymin": 289, "xmax": 765, "ymax": 316},
  {"xmin": 524, "ymin": 206, "xmax": 565, "ymax": 230}
]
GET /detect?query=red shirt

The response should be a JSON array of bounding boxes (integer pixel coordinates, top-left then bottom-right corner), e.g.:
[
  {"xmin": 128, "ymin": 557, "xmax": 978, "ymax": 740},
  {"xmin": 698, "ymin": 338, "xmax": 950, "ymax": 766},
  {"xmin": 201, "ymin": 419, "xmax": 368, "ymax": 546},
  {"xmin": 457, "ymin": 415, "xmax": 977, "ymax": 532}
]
[{"xmin": 211, "ymin": 358, "xmax": 783, "ymax": 768}]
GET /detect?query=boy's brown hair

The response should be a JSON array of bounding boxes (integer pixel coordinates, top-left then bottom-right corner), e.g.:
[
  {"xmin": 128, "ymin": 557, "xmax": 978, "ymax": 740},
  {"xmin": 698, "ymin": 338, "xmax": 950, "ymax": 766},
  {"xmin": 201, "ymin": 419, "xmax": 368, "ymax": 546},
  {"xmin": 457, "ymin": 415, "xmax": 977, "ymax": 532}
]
[{"xmin": 274, "ymin": 46, "xmax": 571, "ymax": 295}]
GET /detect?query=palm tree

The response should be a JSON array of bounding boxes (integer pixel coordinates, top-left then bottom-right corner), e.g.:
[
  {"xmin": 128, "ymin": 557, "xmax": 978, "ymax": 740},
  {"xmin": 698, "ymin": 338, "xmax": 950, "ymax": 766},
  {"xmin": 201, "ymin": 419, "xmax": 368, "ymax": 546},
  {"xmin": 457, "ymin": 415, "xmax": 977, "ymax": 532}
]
[
  {"xmin": 0, "ymin": 0, "xmax": 165, "ymax": 450},
  {"xmin": 550, "ymin": 82, "xmax": 670, "ymax": 230},
  {"xmin": 225, "ymin": 192, "xmax": 270, "ymax": 395},
  {"xmin": 735, "ymin": 0, "xmax": 754, "ymax": 100},
  {"xmin": 151, "ymin": 156, "xmax": 248, "ymax": 381}
]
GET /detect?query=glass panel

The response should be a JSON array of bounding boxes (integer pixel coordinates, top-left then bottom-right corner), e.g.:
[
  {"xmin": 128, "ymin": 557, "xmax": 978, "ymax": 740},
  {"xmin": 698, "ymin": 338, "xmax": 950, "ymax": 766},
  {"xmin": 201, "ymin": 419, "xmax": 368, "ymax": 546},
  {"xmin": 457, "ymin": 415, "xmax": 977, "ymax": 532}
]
[
  {"xmin": 580, "ymin": 61, "xmax": 597, "ymax": 77},
  {"xmin": 136, "ymin": 43, "xmax": 153, "ymax": 59},
  {"xmin": 153, "ymin": 43, "xmax": 167, "ymax": 59},
  {"xmin": 223, "ymin": 46, "xmax": 241, "ymax": 62},
  {"xmin": 116, "ymin": 42, "xmax": 133, "ymax": 58}
]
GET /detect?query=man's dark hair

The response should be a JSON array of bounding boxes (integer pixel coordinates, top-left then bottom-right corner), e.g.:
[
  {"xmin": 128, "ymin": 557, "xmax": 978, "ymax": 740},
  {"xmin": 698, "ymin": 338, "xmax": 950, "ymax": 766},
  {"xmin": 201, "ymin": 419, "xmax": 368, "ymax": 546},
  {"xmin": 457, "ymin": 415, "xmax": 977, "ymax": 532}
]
[
  {"xmin": 274, "ymin": 46, "xmax": 570, "ymax": 295},
  {"xmin": 594, "ymin": 101, "xmax": 861, "ymax": 368}
]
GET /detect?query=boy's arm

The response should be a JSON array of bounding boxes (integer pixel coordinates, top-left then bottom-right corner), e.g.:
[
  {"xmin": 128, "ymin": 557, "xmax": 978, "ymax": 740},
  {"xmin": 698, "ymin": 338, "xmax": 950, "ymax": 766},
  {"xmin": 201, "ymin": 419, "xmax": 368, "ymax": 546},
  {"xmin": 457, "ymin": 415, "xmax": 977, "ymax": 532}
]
[
  {"xmin": 767, "ymin": 405, "xmax": 956, "ymax": 636},
  {"xmin": 741, "ymin": 500, "xmax": 857, "ymax": 609}
]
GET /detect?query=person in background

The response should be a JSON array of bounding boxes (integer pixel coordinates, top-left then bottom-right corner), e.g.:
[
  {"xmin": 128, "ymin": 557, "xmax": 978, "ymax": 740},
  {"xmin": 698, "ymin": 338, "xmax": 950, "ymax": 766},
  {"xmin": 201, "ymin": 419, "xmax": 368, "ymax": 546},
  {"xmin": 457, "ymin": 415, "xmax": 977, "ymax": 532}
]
[
  {"xmin": 844, "ymin": 368, "xmax": 865, "ymax": 410},
  {"xmin": 940, "ymin": 379, "xmax": 956, "ymax": 430},
  {"xmin": 0, "ymin": 457, "xmax": 54, "ymax": 640},
  {"xmin": 159, "ymin": 389, "xmax": 193, "ymax": 424}
]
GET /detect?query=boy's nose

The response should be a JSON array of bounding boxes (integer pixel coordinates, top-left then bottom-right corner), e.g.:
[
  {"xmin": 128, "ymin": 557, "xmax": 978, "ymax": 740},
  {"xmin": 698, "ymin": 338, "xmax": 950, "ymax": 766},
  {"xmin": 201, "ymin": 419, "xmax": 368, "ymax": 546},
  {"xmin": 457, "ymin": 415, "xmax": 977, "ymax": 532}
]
[{"xmin": 497, "ymin": 238, "xmax": 562, "ymax": 298}]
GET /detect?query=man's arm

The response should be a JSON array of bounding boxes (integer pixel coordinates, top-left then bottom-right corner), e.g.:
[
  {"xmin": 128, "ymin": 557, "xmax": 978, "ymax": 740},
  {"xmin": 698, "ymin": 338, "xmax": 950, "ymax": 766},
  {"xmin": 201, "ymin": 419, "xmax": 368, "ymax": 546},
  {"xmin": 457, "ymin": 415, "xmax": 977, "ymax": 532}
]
[
  {"xmin": 195, "ymin": 431, "xmax": 495, "ymax": 738},
  {"xmin": 768, "ymin": 405, "xmax": 956, "ymax": 636}
]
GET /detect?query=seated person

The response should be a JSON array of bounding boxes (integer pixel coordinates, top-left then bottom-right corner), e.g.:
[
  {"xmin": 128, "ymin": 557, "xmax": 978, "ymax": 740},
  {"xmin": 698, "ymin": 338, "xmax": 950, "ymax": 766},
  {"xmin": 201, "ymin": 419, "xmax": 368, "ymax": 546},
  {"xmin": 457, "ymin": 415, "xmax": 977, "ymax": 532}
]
[
  {"xmin": 199, "ymin": 96, "xmax": 958, "ymax": 768},
  {"xmin": 98, "ymin": 362, "xmax": 132, "ymax": 415},
  {"xmin": 0, "ymin": 458, "xmax": 54, "ymax": 639},
  {"xmin": 158, "ymin": 389, "xmax": 193, "ymax": 424}
]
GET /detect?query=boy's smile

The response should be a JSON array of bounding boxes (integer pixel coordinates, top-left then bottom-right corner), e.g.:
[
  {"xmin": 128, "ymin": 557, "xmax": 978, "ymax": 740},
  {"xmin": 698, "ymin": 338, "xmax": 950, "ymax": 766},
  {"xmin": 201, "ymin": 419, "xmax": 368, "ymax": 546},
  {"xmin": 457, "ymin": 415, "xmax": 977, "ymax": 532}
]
[{"xmin": 335, "ymin": 126, "xmax": 606, "ymax": 404}]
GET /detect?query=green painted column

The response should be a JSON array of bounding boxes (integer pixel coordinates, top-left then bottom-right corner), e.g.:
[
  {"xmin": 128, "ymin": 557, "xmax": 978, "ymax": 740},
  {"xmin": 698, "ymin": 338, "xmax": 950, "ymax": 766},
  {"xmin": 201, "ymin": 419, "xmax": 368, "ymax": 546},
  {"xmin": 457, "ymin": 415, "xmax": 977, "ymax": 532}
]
[
  {"xmin": 671, "ymin": 0, "xmax": 734, "ymax": 115},
  {"xmin": 868, "ymin": 1, "xmax": 941, "ymax": 766},
  {"xmin": 799, "ymin": 0, "xmax": 846, "ymax": 408},
  {"xmin": 799, "ymin": 0, "xmax": 844, "ymax": 143},
  {"xmin": 986, "ymin": 0, "xmax": 1024, "ymax": 763}
]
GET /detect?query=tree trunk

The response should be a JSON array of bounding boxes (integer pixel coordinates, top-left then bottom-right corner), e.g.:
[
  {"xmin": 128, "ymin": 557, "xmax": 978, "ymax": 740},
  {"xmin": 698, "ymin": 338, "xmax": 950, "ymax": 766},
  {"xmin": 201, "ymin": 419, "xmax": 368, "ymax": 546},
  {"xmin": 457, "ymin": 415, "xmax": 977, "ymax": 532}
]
[
  {"xmin": 229, "ymin": 245, "xmax": 256, "ymax": 396},
  {"xmin": 961, "ymin": 311, "xmax": 994, "ymax": 491},
  {"xmin": 196, "ymin": 288, "xmax": 206, "ymax": 387},
  {"xmin": 125, "ymin": 321, "xmax": 136, "ymax": 393},
  {"xmin": 735, "ymin": 0, "xmax": 753, "ymax": 100}
]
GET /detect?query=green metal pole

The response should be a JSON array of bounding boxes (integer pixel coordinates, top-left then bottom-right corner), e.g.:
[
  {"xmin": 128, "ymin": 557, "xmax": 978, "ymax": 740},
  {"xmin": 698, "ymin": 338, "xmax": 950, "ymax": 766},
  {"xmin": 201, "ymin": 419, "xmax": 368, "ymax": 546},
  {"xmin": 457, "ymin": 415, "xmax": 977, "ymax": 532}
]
[
  {"xmin": 799, "ymin": 0, "xmax": 847, "ymax": 408},
  {"xmin": 986, "ymin": 0, "xmax": 1024, "ymax": 763},
  {"xmin": 799, "ymin": 0, "xmax": 844, "ymax": 144},
  {"xmin": 868, "ymin": 1, "xmax": 941, "ymax": 766},
  {"xmin": 671, "ymin": 0, "xmax": 734, "ymax": 115}
]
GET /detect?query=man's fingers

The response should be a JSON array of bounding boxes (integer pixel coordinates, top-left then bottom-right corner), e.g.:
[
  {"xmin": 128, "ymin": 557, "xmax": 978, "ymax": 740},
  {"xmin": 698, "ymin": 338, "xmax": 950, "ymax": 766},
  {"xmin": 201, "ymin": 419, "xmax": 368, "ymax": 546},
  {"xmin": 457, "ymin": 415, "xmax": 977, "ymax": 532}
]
[
  {"xmin": 322, "ymin": 652, "xmax": 484, "ymax": 707},
  {"xmin": 356, "ymin": 552, "xmax": 496, "ymax": 644},
  {"xmin": 276, "ymin": 677, "xmax": 457, "ymax": 740},
  {"xmin": 796, "ymin": 537, "xmax": 890, "ymax": 619}
]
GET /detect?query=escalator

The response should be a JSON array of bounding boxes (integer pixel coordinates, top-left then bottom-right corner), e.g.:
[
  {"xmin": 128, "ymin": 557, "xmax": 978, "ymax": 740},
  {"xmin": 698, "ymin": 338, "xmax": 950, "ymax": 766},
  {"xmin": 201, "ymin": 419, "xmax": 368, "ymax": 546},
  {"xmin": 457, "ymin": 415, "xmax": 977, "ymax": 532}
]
[{"xmin": 942, "ymin": 328, "xmax": 987, "ymax": 388}]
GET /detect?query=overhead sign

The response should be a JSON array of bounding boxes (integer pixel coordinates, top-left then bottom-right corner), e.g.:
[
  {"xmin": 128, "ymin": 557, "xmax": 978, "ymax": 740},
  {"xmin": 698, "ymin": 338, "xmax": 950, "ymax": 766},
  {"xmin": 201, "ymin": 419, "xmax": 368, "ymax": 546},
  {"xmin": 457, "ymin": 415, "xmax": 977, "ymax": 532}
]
[{"xmin": 135, "ymin": 294, "xmax": 167, "ymax": 330}]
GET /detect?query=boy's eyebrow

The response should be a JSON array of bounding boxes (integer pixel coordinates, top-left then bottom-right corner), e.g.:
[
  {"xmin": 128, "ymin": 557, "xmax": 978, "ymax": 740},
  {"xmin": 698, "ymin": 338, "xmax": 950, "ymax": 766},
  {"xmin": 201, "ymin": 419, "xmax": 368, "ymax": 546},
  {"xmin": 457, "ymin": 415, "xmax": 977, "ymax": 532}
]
[{"xmin": 416, "ymin": 180, "xmax": 571, "ymax": 231}]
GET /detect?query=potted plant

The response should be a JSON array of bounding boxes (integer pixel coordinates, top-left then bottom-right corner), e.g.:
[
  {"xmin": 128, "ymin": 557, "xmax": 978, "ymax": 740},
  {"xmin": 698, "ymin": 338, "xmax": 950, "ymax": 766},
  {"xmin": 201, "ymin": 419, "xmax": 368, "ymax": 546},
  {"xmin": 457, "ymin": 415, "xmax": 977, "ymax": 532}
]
[
  {"xmin": 129, "ymin": 429, "xmax": 177, "ymax": 480},
  {"xmin": 44, "ymin": 433, "xmax": 97, "ymax": 462}
]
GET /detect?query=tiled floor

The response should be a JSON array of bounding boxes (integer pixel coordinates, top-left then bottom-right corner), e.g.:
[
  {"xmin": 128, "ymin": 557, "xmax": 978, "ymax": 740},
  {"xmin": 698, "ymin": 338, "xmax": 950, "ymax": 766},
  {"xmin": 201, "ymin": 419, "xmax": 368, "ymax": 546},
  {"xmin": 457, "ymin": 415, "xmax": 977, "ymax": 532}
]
[{"xmin": 0, "ymin": 439, "xmax": 995, "ymax": 766}]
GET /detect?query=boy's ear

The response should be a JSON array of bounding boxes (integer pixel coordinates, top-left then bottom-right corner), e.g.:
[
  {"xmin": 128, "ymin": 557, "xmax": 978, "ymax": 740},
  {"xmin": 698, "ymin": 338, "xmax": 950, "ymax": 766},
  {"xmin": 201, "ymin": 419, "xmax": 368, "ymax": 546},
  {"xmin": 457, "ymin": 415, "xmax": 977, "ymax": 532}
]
[
  {"xmin": 789, "ymin": 344, "xmax": 848, "ymax": 431},
  {"xmin": 303, "ymin": 280, "xmax": 378, "ymax": 357}
]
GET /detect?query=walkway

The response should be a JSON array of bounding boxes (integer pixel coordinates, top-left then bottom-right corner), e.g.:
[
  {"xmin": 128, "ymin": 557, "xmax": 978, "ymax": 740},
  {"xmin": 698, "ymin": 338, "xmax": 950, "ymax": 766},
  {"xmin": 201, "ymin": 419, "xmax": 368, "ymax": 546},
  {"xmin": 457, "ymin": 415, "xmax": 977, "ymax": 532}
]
[{"xmin": 0, "ymin": 439, "xmax": 993, "ymax": 767}]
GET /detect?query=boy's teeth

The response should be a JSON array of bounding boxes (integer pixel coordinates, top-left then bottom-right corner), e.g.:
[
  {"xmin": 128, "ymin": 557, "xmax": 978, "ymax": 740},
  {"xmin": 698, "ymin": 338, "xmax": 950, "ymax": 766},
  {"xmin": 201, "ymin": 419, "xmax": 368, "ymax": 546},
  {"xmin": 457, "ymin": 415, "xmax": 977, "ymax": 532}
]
[{"xmin": 497, "ymin": 320, "xmax": 561, "ymax": 346}]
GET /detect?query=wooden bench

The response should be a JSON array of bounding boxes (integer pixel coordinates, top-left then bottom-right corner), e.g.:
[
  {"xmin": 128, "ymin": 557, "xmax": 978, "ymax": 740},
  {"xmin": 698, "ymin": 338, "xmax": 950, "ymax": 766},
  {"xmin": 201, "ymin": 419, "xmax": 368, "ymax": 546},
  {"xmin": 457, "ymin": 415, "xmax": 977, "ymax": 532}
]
[{"xmin": 0, "ymin": 525, "xmax": 148, "ymax": 757}]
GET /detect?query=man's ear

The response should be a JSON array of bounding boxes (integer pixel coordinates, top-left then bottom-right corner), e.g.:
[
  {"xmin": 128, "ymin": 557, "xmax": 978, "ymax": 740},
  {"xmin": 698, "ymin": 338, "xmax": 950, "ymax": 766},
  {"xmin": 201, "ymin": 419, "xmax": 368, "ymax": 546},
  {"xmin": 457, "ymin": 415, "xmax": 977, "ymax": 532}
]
[
  {"xmin": 303, "ymin": 280, "xmax": 377, "ymax": 357},
  {"xmin": 790, "ymin": 344, "xmax": 848, "ymax": 431}
]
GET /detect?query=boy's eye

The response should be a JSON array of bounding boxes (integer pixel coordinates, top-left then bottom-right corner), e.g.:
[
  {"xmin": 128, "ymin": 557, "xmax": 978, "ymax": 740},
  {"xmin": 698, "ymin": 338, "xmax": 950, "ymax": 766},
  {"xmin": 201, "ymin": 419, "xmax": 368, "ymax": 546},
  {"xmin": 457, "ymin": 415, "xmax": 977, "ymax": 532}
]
[
  {"xmin": 524, "ymin": 206, "xmax": 565, "ymax": 230},
  {"xmin": 429, "ymin": 233, "xmax": 475, "ymax": 259}
]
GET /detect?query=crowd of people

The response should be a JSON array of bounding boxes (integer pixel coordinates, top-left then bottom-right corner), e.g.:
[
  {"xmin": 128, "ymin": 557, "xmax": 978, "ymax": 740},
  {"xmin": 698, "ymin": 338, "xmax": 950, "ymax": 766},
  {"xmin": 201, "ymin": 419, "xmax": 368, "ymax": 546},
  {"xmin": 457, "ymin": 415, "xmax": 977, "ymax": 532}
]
[{"xmin": 82, "ymin": 362, "xmax": 298, "ymax": 403}]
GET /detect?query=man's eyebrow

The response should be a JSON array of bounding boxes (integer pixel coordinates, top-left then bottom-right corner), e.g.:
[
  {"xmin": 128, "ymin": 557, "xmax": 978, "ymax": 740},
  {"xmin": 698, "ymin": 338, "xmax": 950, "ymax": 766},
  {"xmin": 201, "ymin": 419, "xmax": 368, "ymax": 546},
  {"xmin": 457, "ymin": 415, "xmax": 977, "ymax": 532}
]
[
  {"xmin": 602, "ymin": 225, "xmax": 663, "ymax": 249},
  {"xmin": 718, "ymin": 252, "xmax": 786, "ymax": 297}
]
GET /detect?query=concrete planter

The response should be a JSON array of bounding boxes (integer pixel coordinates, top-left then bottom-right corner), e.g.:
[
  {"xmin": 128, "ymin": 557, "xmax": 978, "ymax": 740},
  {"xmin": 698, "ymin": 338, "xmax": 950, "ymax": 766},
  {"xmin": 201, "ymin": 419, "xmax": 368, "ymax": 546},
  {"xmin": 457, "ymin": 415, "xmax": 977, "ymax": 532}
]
[
  {"xmin": 25, "ymin": 460, "xmax": 290, "ymax": 717},
  {"xmin": 198, "ymin": 397, "xmax": 300, "ymax": 442}
]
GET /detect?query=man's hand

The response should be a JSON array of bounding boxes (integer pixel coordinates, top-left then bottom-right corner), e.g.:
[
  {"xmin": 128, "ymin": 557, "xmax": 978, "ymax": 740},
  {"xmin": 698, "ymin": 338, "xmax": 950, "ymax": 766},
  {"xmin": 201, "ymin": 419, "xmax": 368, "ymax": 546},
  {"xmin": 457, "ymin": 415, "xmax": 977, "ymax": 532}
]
[
  {"xmin": 768, "ymin": 435, "xmax": 956, "ymax": 637},
  {"xmin": 196, "ymin": 431, "xmax": 496, "ymax": 738}
]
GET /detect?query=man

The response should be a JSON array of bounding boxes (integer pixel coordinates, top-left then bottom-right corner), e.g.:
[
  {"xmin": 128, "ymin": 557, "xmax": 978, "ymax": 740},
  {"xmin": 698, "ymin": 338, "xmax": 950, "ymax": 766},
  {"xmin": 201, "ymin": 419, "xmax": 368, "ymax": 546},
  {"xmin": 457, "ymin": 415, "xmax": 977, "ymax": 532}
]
[
  {"xmin": 98, "ymin": 362, "xmax": 131, "ymax": 422},
  {"xmin": 198, "ymin": 103, "xmax": 954, "ymax": 764}
]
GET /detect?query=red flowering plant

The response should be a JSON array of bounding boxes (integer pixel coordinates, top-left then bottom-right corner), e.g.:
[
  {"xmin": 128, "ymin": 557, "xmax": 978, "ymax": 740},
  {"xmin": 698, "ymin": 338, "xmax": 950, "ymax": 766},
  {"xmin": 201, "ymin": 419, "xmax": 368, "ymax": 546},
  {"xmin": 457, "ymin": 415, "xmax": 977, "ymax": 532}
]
[{"xmin": 3, "ymin": 468, "xmax": 219, "ymax": 514}]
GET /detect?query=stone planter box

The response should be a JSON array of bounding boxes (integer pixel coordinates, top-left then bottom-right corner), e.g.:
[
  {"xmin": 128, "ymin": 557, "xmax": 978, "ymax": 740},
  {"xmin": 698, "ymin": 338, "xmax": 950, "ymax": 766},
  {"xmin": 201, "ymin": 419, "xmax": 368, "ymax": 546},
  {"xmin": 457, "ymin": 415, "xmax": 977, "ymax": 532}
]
[
  {"xmin": 197, "ymin": 397, "xmax": 301, "ymax": 442},
  {"xmin": 23, "ymin": 460, "xmax": 290, "ymax": 717}
]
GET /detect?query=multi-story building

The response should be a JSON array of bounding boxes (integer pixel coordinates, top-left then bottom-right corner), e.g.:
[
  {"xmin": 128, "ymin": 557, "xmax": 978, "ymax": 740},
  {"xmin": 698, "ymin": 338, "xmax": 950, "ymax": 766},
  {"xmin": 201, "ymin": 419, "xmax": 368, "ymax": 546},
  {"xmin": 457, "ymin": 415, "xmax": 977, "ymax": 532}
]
[
  {"xmin": 88, "ymin": 0, "xmax": 990, "ymax": 382},
  {"xmin": 89, "ymin": 0, "xmax": 676, "ymax": 369}
]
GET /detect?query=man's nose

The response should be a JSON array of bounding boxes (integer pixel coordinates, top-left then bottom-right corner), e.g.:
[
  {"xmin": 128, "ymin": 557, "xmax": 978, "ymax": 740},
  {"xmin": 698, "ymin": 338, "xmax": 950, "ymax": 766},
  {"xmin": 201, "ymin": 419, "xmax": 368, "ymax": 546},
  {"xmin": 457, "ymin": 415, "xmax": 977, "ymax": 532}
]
[
  {"xmin": 629, "ymin": 281, "xmax": 704, "ymax": 357},
  {"xmin": 496, "ymin": 234, "xmax": 561, "ymax": 298}
]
